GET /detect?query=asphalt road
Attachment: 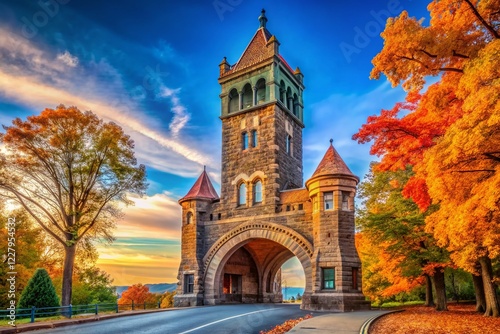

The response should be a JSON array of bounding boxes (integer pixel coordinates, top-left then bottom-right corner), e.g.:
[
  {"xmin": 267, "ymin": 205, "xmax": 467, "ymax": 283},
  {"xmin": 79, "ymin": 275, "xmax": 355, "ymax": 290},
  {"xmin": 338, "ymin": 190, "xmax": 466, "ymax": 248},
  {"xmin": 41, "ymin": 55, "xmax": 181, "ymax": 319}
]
[{"xmin": 31, "ymin": 304, "xmax": 316, "ymax": 334}]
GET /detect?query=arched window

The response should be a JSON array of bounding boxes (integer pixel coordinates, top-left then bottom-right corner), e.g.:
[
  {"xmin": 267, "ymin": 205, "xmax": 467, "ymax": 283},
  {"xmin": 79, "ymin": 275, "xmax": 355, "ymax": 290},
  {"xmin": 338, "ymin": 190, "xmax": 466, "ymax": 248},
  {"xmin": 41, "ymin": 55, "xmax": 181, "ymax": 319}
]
[
  {"xmin": 186, "ymin": 212, "xmax": 193, "ymax": 224},
  {"xmin": 279, "ymin": 80, "xmax": 286, "ymax": 103},
  {"xmin": 286, "ymin": 87, "xmax": 292, "ymax": 110},
  {"xmin": 242, "ymin": 83, "xmax": 253, "ymax": 108},
  {"xmin": 253, "ymin": 180, "xmax": 262, "ymax": 204},
  {"xmin": 228, "ymin": 88, "xmax": 239, "ymax": 113},
  {"xmin": 238, "ymin": 183, "xmax": 247, "ymax": 206},
  {"xmin": 293, "ymin": 93, "xmax": 299, "ymax": 116},
  {"xmin": 242, "ymin": 132, "xmax": 249, "ymax": 150},
  {"xmin": 256, "ymin": 78, "xmax": 266, "ymax": 104}
]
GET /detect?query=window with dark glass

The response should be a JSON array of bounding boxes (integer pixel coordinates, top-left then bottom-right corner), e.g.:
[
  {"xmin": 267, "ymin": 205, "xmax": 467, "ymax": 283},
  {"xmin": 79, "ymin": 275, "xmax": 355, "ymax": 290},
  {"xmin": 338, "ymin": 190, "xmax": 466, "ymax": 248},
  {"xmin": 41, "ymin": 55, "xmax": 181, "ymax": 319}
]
[
  {"xmin": 184, "ymin": 274, "xmax": 194, "ymax": 293},
  {"xmin": 322, "ymin": 268, "xmax": 335, "ymax": 289},
  {"xmin": 238, "ymin": 183, "xmax": 246, "ymax": 206},
  {"xmin": 324, "ymin": 192, "xmax": 333, "ymax": 210},
  {"xmin": 253, "ymin": 180, "xmax": 262, "ymax": 204},
  {"xmin": 352, "ymin": 267, "xmax": 359, "ymax": 289},
  {"xmin": 242, "ymin": 132, "xmax": 248, "ymax": 150},
  {"xmin": 251, "ymin": 130, "xmax": 258, "ymax": 148},
  {"xmin": 286, "ymin": 135, "xmax": 292, "ymax": 155},
  {"xmin": 186, "ymin": 212, "xmax": 193, "ymax": 224}
]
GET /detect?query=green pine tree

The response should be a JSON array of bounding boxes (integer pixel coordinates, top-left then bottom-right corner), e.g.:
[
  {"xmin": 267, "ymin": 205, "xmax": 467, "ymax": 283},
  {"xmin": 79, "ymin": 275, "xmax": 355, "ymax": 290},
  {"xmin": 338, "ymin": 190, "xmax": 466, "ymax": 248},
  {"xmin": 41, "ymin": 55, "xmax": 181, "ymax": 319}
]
[{"xmin": 19, "ymin": 268, "xmax": 60, "ymax": 311}]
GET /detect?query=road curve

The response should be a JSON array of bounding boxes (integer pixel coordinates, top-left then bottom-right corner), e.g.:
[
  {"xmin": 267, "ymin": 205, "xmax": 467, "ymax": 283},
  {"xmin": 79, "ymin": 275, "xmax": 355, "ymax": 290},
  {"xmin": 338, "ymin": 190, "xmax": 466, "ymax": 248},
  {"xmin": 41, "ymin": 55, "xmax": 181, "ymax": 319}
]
[{"xmin": 32, "ymin": 304, "xmax": 315, "ymax": 334}]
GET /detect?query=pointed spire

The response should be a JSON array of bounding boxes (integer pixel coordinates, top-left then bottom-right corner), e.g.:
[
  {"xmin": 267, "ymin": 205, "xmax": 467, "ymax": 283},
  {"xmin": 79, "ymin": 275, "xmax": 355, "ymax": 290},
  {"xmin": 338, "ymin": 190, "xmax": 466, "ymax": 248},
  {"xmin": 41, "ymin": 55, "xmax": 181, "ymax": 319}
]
[
  {"xmin": 258, "ymin": 8, "xmax": 268, "ymax": 28},
  {"xmin": 179, "ymin": 168, "xmax": 219, "ymax": 203},
  {"xmin": 309, "ymin": 140, "xmax": 358, "ymax": 180}
]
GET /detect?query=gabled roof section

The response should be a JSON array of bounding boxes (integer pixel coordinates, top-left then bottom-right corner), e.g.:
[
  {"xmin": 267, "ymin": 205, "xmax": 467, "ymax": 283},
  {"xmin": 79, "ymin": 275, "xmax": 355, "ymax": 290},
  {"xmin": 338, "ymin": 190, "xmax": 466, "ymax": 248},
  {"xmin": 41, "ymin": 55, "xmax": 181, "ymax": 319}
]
[
  {"xmin": 310, "ymin": 140, "xmax": 357, "ymax": 179},
  {"xmin": 222, "ymin": 27, "xmax": 274, "ymax": 76},
  {"xmin": 179, "ymin": 168, "xmax": 219, "ymax": 203}
]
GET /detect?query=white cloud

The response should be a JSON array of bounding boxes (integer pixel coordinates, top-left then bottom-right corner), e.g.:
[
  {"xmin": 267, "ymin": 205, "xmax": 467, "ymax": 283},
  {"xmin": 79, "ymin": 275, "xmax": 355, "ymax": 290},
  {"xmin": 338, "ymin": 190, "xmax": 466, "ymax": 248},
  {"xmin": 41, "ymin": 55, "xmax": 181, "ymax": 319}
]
[
  {"xmin": 159, "ymin": 86, "xmax": 190, "ymax": 138},
  {"xmin": 56, "ymin": 50, "xmax": 79, "ymax": 67},
  {"xmin": 0, "ymin": 26, "xmax": 216, "ymax": 177}
]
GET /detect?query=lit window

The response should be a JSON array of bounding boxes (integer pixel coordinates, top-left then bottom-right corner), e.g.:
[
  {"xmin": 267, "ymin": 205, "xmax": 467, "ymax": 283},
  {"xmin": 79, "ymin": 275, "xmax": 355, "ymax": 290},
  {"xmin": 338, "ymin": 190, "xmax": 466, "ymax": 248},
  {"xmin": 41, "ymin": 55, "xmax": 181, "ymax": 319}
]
[
  {"xmin": 242, "ymin": 132, "xmax": 248, "ymax": 150},
  {"xmin": 251, "ymin": 130, "xmax": 258, "ymax": 148},
  {"xmin": 322, "ymin": 268, "xmax": 335, "ymax": 289},
  {"xmin": 286, "ymin": 135, "xmax": 292, "ymax": 155},
  {"xmin": 186, "ymin": 212, "xmax": 193, "ymax": 224},
  {"xmin": 342, "ymin": 191, "xmax": 349, "ymax": 210},
  {"xmin": 238, "ymin": 183, "xmax": 246, "ymax": 206},
  {"xmin": 253, "ymin": 180, "xmax": 262, "ymax": 204},
  {"xmin": 184, "ymin": 274, "xmax": 194, "ymax": 293},
  {"xmin": 324, "ymin": 192, "xmax": 333, "ymax": 210}
]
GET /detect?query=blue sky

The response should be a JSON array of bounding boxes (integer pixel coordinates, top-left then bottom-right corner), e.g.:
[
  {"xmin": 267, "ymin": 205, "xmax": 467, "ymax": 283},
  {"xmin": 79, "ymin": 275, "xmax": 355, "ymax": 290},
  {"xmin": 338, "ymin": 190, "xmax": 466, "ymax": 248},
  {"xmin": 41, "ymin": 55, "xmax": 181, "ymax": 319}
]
[{"xmin": 0, "ymin": 0, "xmax": 430, "ymax": 286}]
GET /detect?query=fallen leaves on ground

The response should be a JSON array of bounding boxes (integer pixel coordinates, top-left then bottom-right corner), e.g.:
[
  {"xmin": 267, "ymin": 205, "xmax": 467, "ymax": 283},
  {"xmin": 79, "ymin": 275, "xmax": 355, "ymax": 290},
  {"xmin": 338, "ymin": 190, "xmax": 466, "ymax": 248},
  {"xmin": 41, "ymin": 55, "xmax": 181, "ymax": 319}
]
[
  {"xmin": 259, "ymin": 314, "xmax": 313, "ymax": 334},
  {"xmin": 370, "ymin": 304, "xmax": 500, "ymax": 334}
]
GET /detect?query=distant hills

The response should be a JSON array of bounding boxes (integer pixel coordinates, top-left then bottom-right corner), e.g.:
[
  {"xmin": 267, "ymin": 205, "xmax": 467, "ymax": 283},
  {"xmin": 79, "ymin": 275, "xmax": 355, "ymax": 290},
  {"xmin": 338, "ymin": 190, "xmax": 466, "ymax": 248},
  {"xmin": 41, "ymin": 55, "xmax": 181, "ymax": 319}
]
[
  {"xmin": 115, "ymin": 284, "xmax": 304, "ymax": 299},
  {"xmin": 115, "ymin": 283, "xmax": 177, "ymax": 297}
]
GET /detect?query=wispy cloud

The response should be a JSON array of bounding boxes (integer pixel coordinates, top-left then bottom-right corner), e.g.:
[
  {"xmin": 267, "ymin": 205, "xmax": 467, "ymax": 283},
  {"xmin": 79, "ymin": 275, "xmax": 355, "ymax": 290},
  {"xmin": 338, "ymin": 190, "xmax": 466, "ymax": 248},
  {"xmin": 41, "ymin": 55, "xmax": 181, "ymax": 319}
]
[
  {"xmin": 304, "ymin": 82, "xmax": 406, "ymax": 180},
  {"xmin": 56, "ymin": 50, "xmax": 78, "ymax": 67},
  {"xmin": 0, "ymin": 25, "xmax": 215, "ymax": 176},
  {"xmin": 159, "ymin": 86, "xmax": 190, "ymax": 138},
  {"xmin": 95, "ymin": 192, "xmax": 182, "ymax": 284}
]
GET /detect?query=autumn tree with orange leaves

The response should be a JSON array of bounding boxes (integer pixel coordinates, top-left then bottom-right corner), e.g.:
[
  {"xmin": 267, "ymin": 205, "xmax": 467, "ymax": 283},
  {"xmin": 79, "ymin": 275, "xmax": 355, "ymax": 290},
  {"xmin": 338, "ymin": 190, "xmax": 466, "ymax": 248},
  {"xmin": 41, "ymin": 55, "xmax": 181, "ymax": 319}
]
[
  {"xmin": 118, "ymin": 284, "xmax": 157, "ymax": 306},
  {"xmin": 0, "ymin": 105, "xmax": 147, "ymax": 310},
  {"xmin": 354, "ymin": 0, "xmax": 500, "ymax": 316},
  {"xmin": 357, "ymin": 164, "xmax": 449, "ymax": 310}
]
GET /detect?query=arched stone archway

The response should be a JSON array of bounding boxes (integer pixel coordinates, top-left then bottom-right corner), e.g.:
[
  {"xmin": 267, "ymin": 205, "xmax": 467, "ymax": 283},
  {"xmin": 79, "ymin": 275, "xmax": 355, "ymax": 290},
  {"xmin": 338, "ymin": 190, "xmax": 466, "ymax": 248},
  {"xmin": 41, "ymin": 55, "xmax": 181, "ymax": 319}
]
[{"xmin": 203, "ymin": 222, "xmax": 313, "ymax": 306}]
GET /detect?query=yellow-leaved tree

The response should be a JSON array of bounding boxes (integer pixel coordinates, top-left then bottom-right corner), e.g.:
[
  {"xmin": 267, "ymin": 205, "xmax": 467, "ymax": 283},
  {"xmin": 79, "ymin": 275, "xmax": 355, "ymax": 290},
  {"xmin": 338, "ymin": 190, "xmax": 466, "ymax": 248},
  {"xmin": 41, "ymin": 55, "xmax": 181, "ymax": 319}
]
[{"xmin": 354, "ymin": 0, "xmax": 500, "ymax": 316}]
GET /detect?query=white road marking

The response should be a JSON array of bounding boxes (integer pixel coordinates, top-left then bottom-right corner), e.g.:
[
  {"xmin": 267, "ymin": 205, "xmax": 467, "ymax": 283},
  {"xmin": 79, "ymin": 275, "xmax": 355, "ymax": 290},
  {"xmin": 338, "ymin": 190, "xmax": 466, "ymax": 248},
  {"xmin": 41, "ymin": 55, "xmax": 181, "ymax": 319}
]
[{"xmin": 177, "ymin": 307, "xmax": 286, "ymax": 333}]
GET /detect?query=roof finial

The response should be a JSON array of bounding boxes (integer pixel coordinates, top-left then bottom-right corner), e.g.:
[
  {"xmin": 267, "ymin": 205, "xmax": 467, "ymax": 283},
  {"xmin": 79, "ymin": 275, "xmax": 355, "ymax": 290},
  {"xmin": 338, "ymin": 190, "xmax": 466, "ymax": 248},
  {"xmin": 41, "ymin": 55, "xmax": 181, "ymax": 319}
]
[
  {"xmin": 259, "ymin": 8, "xmax": 267, "ymax": 28},
  {"xmin": 330, "ymin": 138, "xmax": 333, "ymax": 145},
  {"xmin": 204, "ymin": 165, "xmax": 206, "ymax": 171}
]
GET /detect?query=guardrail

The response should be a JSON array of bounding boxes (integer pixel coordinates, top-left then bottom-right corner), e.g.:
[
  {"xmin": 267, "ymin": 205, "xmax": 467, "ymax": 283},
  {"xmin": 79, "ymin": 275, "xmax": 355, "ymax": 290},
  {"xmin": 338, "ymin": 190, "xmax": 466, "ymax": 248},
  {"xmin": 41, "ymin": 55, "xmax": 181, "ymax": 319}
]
[{"xmin": 0, "ymin": 301, "xmax": 162, "ymax": 324}]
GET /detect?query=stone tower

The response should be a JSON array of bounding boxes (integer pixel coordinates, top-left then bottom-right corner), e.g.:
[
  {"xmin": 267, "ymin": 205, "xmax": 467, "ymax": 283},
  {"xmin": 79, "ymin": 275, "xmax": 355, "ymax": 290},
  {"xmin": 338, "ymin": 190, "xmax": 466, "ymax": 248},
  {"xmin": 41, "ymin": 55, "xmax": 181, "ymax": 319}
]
[{"xmin": 174, "ymin": 10, "xmax": 369, "ymax": 312}]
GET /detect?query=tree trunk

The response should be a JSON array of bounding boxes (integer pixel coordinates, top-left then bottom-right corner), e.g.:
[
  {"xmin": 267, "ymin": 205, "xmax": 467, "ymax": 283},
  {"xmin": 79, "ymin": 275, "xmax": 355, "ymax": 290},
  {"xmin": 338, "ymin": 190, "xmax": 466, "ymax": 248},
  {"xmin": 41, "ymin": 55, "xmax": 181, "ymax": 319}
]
[
  {"xmin": 425, "ymin": 274, "xmax": 435, "ymax": 307},
  {"xmin": 61, "ymin": 244, "xmax": 77, "ymax": 311},
  {"xmin": 472, "ymin": 272, "xmax": 486, "ymax": 313},
  {"xmin": 479, "ymin": 256, "xmax": 500, "ymax": 317},
  {"xmin": 449, "ymin": 270, "xmax": 459, "ymax": 303},
  {"xmin": 433, "ymin": 268, "xmax": 448, "ymax": 311}
]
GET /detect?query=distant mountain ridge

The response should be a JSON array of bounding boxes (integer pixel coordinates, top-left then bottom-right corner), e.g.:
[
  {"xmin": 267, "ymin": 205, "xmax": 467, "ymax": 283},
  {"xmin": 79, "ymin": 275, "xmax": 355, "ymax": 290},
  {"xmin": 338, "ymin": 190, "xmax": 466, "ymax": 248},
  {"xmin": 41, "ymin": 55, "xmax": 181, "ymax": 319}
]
[
  {"xmin": 115, "ymin": 283, "xmax": 177, "ymax": 297},
  {"xmin": 115, "ymin": 284, "xmax": 304, "ymax": 299}
]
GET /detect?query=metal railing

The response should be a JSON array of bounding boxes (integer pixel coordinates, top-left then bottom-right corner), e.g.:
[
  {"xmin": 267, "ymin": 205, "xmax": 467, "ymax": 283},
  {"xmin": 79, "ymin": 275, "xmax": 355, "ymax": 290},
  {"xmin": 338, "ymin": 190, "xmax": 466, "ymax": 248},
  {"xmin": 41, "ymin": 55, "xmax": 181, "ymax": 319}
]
[{"xmin": 0, "ymin": 301, "xmax": 162, "ymax": 323}]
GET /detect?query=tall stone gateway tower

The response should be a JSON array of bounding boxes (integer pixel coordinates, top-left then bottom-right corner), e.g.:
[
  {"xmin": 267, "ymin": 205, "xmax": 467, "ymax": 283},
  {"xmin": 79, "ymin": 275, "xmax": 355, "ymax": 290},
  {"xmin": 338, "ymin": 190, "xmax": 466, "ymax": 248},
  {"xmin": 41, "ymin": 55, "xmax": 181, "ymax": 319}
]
[{"xmin": 174, "ymin": 10, "xmax": 370, "ymax": 311}]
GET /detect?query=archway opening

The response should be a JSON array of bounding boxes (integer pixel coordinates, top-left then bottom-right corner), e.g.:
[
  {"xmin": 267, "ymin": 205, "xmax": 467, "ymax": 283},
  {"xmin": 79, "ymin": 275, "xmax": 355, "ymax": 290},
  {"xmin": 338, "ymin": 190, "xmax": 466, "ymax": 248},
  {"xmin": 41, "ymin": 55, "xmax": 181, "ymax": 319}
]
[
  {"xmin": 281, "ymin": 257, "xmax": 306, "ymax": 303},
  {"xmin": 216, "ymin": 238, "xmax": 306, "ymax": 305}
]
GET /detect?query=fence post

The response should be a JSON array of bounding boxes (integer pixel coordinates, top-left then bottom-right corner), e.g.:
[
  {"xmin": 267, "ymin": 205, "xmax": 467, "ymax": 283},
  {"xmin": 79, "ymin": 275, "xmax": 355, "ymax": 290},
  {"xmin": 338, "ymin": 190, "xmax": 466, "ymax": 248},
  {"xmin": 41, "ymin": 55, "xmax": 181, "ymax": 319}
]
[
  {"xmin": 157, "ymin": 301, "xmax": 160, "ymax": 309},
  {"xmin": 116, "ymin": 303, "xmax": 119, "ymax": 313},
  {"xmin": 132, "ymin": 300, "xmax": 134, "ymax": 311},
  {"xmin": 69, "ymin": 304, "xmax": 72, "ymax": 319},
  {"xmin": 95, "ymin": 304, "xmax": 98, "ymax": 315},
  {"xmin": 30, "ymin": 306, "xmax": 35, "ymax": 323}
]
